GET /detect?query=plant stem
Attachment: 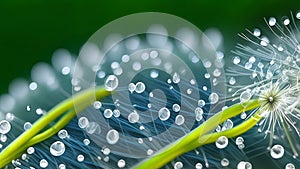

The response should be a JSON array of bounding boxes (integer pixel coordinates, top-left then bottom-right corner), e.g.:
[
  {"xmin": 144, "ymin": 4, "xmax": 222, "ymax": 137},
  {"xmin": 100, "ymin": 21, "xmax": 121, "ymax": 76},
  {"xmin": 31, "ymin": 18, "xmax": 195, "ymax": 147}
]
[
  {"xmin": 134, "ymin": 99, "xmax": 260, "ymax": 169},
  {"xmin": 0, "ymin": 87, "xmax": 110, "ymax": 168}
]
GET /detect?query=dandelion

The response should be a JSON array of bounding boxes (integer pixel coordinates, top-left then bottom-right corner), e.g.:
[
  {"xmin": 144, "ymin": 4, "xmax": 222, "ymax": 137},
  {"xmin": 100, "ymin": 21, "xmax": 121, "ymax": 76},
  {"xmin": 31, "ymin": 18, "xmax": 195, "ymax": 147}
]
[{"xmin": 227, "ymin": 10, "xmax": 300, "ymax": 164}]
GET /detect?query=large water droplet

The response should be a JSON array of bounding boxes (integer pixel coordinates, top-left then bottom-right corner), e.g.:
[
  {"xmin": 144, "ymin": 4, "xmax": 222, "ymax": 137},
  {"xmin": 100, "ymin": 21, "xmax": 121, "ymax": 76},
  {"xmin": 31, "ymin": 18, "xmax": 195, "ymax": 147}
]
[
  {"xmin": 158, "ymin": 107, "xmax": 170, "ymax": 121},
  {"xmin": 106, "ymin": 129, "xmax": 119, "ymax": 144},
  {"xmin": 270, "ymin": 144, "xmax": 284, "ymax": 159},
  {"xmin": 50, "ymin": 141, "xmax": 65, "ymax": 156},
  {"xmin": 0, "ymin": 120, "xmax": 11, "ymax": 134},
  {"xmin": 215, "ymin": 136, "xmax": 228, "ymax": 149},
  {"xmin": 105, "ymin": 75, "xmax": 119, "ymax": 91}
]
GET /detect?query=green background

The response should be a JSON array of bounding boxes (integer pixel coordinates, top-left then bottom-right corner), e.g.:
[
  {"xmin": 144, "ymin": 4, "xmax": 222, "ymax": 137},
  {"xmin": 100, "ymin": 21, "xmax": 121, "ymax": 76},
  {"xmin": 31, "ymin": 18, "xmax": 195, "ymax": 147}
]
[{"xmin": 0, "ymin": 0, "xmax": 300, "ymax": 168}]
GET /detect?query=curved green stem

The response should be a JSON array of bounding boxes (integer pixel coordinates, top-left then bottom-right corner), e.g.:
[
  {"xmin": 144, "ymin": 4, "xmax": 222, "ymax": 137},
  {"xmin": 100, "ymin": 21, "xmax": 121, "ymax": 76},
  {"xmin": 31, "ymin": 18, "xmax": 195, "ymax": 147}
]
[
  {"xmin": 134, "ymin": 99, "xmax": 260, "ymax": 169},
  {"xmin": 0, "ymin": 87, "xmax": 111, "ymax": 168}
]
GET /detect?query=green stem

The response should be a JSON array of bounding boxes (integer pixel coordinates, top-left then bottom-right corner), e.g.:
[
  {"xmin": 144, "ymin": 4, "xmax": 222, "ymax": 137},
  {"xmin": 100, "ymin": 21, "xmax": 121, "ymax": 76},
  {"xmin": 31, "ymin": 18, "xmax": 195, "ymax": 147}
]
[
  {"xmin": 134, "ymin": 99, "xmax": 260, "ymax": 169},
  {"xmin": 0, "ymin": 87, "xmax": 110, "ymax": 168}
]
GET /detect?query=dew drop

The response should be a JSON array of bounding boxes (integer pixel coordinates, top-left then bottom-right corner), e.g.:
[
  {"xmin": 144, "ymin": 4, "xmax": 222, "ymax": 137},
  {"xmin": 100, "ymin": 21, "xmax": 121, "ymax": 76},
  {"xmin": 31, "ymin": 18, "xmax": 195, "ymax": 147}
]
[
  {"xmin": 135, "ymin": 82, "xmax": 146, "ymax": 93},
  {"xmin": 221, "ymin": 158, "xmax": 229, "ymax": 167},
  {"xmin": 229, "ymin": 77, "xmax": 236, "ymax": 85},
  {"xmin": 240, "ymin": 90, "xmax": 252, "ymax": 103},
  {"xmin": 174, "ymin": 161, "xmax": 183, "ymax": 169},
  {"xmin": 128, "ymin": 111, "xmax": 140, "ymax": 123},
  {"xmin": 175, "ymin": 115, "xmax": 185, "ymax": 125},
  {"xmin": 105, "ymin": 75, "xmax": 119, "ymax": 91},
  {"xmin": 93, "ymin": 101, "xmax": 102, "ymax": 109},
  {"xmin": 40, "ymin": 159, "xmax": 48, "ymax": 168},
  {"xmin": 102, "ymin": 147, "xmax": 111, "ymax": 155},
  {"xmin": 50, "ymin": 141, "xmax": 65, "ymax": 156},
  {"xmin": 23, "ymin": 122, "xmax": 32, "ymax": 131},
  {"xmin": 113, "ymin": 109, "xmax": 121, "ymax": 118},
  {"xmin": 83, "ymin": 139, "xmax": 90, "ymax": 146},
  {"xmin": 158, "ymin": 107, "xmax": 170, "ymax": 121},
  {"xmin": 270, "ymin": 144, "xmax": 284, "ymax": 159},
  {"xmin": 78, "ymin": 117, "xmax": 89, "ymax": 129},
  {"xmin": 27, "ymin": 147, "xmax": 35, "ymax": 154},
  {"xmin": 172, "ymin": 104, "xmax": 180, "ymax": 112},
  {"xmin": 215, "ymin": 136, "xmax": 228, "ymax": 149},
  {"xmin": 172, "ymin": 72, "xmax": 181, "ymax": 84},
  {"xmin": 147, "ymin": 149, "xmax": 153, "ymax": 155},
  {"xmin": 58, "ymin": 129, "xmax": 69, "ymax": 139},
  {"xmin": 77, "ymin": 154, "xmax": 85, "ymax": 162},
  {"xmin": 268, "ymin": 17, "xmax": 276, "ymax": 26},
  {"xmin": 253, "ymin": 28, "xmax": 261, "ymax": 37},
  {"xmin": 195, "ymin": 163, "xmax": 203, "ymax": 169},
  {"xmin": 222, "ymin": 119, "xmax": 233, "ymax": 131},
  {"xmin": 128, "ymin": 83, "xmax": 136, "ymax": 93},
  {"xmin": 104, "ymin": 109, "xmax": 113, "ymax": 118},
  {"xmin": 59, "ymin": 164, "xmax": 66, "ymax": 169},
  {"xmin": 0, "ymin": 120, "xmax": 11, "ymax": 134},
  {"xmin": 197, "ymin": 100, "xmax": 205, "ymax": 107},
  {"xmin": 235, "ymin": 136, "xmax": 244, "ymax": 145},
  {"xmin": 118, "ymin": 159, "xmax": 126, "ymax": 168},
  {"xmin": 285, "ymin": 163, "xmax": 295, "ymax": 169},
  {"xmin": 0, "ymin": 134, "xmax": 7, "ymax": 142},
  {"xmin": 209, "ymin": 92, "xmax": 219, "ymax": 104},
  {"xmin": 150, "ymin": 70, "xmax": 159, "ymax": 78},
  {"xmin": 233, "ymin": 56, "xmax": 240, "ymax": 64},
  {"xmin": 106, "ymin": 129, "xmax": 119, "ymax": 144}
]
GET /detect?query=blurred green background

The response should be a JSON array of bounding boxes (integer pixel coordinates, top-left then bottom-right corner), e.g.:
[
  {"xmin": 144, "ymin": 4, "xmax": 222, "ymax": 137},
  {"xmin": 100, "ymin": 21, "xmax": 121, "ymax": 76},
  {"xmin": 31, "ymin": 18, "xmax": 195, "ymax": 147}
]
[
  {"xmin": 0, "ymin": 0, "xmax": 300, "ymax": 168},
  {"xmin": 1, "ymin": 0, "xmax": 300, "ymax": 93}
]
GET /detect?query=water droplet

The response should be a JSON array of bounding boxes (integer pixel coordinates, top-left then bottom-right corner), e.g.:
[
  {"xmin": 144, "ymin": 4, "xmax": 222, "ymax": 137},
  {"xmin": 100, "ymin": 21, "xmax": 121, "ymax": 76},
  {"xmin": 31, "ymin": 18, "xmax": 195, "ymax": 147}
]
[
  {"xmin": 106, "ymin": 129, "xmax": 119, "ymax": 144},
  {"xmin": 235, "ymin": 137, "xmax": 244, "ymax": 145},
  {"xmin": 240, "ymin": 112, "xmax": 247, "ymax": 119},
  {"xmin": 0, "ymin": 134, "xmax": 7, "ymax": 142},
  {"xmin": 50, "ymin": 141, "xmax": 65, "ymax": 156},
  {"xmin": 209, "ymin": 92, "xmax": 219, "ymax": 104},
  {"xmin": 253, "ymin": 28, "xmax": 261, "ymax": 37},
  {"xmin": 132, "ymin": 62, "xmax": 141, "ymax": 71},
  {"xmin": 222, "ymin": 119, "xmax": 233, "ymax": 131},
  {"xmin": 158, "ymin": 107, "xmax": 170, "ymax": 121},
  {"xmin": 5, "ymin": 113, "xmax": 14, "ymax": 121},
  {"xmin": 196, "ymin": 100, "xmax": 205, "ymax": 108},
  {"xmin": 0, "ymin": 120, "xmax": 11, "ymax": 134},
  {"xmin": 40, "ymin": 159, "xmax": 48, "ymax": 168},
  {"xmin": 285, "ymin": 163, "xmax": 295, "ymax": 169},
  {"xmin": 128, "ymin": 111, "xmax": 139, "ymax": 123},
  {"xmin": 240, "ymin": 90, "xmax": 252, "ymax": 103},
  {"xmin": 237, "ymin": 161, "xmax": 252, "ymax": 169},
  {"xmin": 233, "ymin": 56, "xmax": 240, "ymax": 64},
  {"xmin": 172, "ymin": 72, "xmax": 180, "ymax": 84},
  {"xmin": 77, "ymin": 154, "xmax": 84, "ymax": 162},
  {"xmin": 213, "ymin": 69, "xmax": 221, "ymax": 77},
  {"xmin": 23, "ymin": 122, "xmax": 32, "ymax": 131},
  {"xmin": 150, "ymin": 70, "xmax": 159, "ymax": 78},
  {"xmin": 105, "ymin": 75, "xmax": 119, "ymax": 91},
  {"xmin": 229, "ymin": 77, "xmax": 236, "ymax": 85},
  {"xmin": 78, "ymin": 117, "xmax": 89, "ymax": 129},
  {"xmin": 195, "ymin": 163, "xmax": 203, "ymax": 169},
  {"xmin": 172, "ymin": 104, "xmax": 180, "ymax": 112},
  {"xmin": 175, "ymin": 115, "xmax": 185, "ymax": 125},
  {"xmin": 93, "ymin": 101, "xmax": 102, "ymax": 109},
  {"xmin": 147, "ymin": 149, "xmax": 153, "ymax": 155},
  {"xmin": 215, "ymin": 136, "xmax": 228, "ymax": 149},
  {"xmin": 174, "ymin": 161, "xmax": 183, "ymax": 169},
  {"xmin": 102, "ymin": 147, "xmax": 111, "ymax": 155},
  {"xmin": 268, "ymin": 17, "xmax": 276, "ymax": 26},
  {"xmin": 58, "ymin": 129, "xmax": 69, "ymax": 139},
  {"xmin": 113, "ymin": 109, "xmax": 121, "ymax": 118},
  {"xmin": 27, "ymin": 147, "xmax": 35, "ymax": 154},
  {"xmin": 121, "ymin": 54, "xmax": 130, "ymax": 63},
  {"xmin": 118, "ymin": 159, "xmax": 126, "ymax": 168},
  {"xmin": 150, "ymin": 50, "xmax": 158, "ymax": 58},
  {"xmin": 59, "ymin": 164, "xmax": 66, "ymax": 169},
  {"xmin": 221, "ymin": 158, "xmax": 229, "ymax": 167},
  {"xmin": 104, "ymin": 109, "xmax": 113, "ymax": 118},
  {"xmin": 83, "ymin": 139, "xmax": 90, "ymax": 146},
  {"xmin": 135, "ymin": 82, "xmax": 146, "ymax": 93},
  {"xmin": 128, "ymin": 83, "xmax": 136, "ymax": 93},
  {"xmin": 270, "ymin": 144, "xmax": 284, "ymax": 159}
]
